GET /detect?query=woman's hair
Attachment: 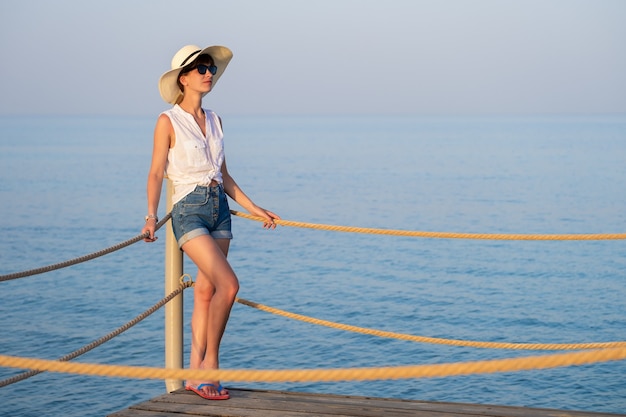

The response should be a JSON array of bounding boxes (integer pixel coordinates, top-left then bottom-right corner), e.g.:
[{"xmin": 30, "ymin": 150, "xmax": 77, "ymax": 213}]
[{"xmin": 175, "ymin": 54, "xmax": 215, "ymax": 103}]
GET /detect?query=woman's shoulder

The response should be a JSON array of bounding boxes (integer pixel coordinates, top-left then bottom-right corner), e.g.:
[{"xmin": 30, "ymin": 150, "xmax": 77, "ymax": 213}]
[
  {"xmin": 203, "ymin": 107, "xmax": 219, "ymax": 117},
  {"xmin": 161, "ymin": 104, "xmax": 181, "ymax": 117},
  {"xmin": 203, "ymin": 108, "xmax": 223, "ymax": 127},
  {"xmin": 155, "ymin": 112, "xmax": 174, "ymax": 134},
  {"xmin": 156, "ymin": 111, "xmax": 173, "ymax": 123}
]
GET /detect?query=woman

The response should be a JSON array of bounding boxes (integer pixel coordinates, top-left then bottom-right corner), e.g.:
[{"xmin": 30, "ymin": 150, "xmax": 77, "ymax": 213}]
[{"xmin": 142, "ymin": 44, "xmax": 279, "ymax": 400}]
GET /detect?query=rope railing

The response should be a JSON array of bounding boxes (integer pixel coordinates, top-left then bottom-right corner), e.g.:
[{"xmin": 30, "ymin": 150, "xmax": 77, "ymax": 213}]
[
  {"xmin": 230, "ymin": 210, "xmax": 626, "ymax": 241},
  {"xmin": 1, "ymin": 289, "xmax": 625, "ymax": 384},
  {"xmin": 1, "ymin": 348, "xmax": 625, "ymax": 383},
  {"xmin": 0, "ymin": 214, "xmax": 171, "ymax": 282},
  {"xmin": 3, "ymin": 211, "xmax": 624, "ymax": 284},
  {"xmin": 1, "ymin": 211, "xmax": 625, "ymax": 387},
  {"xmin": 1, "ymin": 290, "xmax": 624, "ymax": 387},
  {"xmin": 0, "ymin": 275, "xmax": 193, "ymax": 388},
  {"xmin": 235, "ymin": 298, "xmax": 626, "ymax": 351}
]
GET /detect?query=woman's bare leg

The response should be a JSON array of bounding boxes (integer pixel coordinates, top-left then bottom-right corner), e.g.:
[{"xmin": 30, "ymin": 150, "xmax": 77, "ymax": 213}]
[{"xmin": 183, "ymin": 235, "xmax": 238, "ymax": 397}]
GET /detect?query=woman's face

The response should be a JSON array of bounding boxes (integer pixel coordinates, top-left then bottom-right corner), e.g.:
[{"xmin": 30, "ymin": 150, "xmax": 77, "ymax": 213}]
[{"xmin": 178, "ymin": 55, "xmax": 216, "ymax": 95}]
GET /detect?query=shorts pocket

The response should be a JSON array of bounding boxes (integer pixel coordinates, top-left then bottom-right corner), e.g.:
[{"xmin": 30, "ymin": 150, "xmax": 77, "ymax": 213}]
[{"xmin": 180, "ymin": 187, "xmax": 209, "ymax": 209}]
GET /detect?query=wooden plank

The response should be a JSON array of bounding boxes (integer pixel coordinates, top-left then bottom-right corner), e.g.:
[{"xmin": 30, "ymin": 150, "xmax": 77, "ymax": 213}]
[
  {"xmin": 108, "ymin": 388, "xmax": 626, "ymax": 417},
  {"xmin": 147, "ymin": 390, "xmax": 470, "ymax": 417},
  {"xmin": 108, "ymin": 410, "xmax": 186, "ymax": 417}
]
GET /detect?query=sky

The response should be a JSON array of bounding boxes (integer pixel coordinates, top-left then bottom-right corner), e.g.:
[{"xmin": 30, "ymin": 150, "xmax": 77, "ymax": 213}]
[{"xmin": 0, "ymin": 0, "xmax": 625, "ymax": 116}]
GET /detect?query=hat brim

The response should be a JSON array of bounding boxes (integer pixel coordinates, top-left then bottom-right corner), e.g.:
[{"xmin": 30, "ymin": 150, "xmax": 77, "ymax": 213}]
[{"xmin": 158, "ymin": 45, "xmax": 233, "ymax": 105}]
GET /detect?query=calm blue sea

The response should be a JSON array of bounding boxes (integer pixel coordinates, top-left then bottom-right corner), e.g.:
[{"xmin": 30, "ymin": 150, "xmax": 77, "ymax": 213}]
[{"xmin": 0, "ymin": 114, "xmax": 625, "ymax": 416}]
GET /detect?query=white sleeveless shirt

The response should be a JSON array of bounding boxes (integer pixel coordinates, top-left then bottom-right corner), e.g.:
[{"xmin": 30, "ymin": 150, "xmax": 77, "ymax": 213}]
[{"xmin": 162, "ymin": 105, "xmax": 225, "ymax": 204}]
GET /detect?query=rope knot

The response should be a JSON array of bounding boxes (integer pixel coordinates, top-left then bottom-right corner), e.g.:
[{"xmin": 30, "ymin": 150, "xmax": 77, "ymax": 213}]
[{"xmin": 179, "ymin": 274, "xmax": 195, "ymax": 288}]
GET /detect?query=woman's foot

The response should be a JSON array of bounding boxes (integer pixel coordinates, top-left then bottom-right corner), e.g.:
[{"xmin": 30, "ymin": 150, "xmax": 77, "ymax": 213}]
[
  {"xmin": 185, "ymin": 360, "xmax": 229, "ymax": 400},
  {"xmin": 185, "ymin": 382, "xmax": 230, "ymax": 400}
]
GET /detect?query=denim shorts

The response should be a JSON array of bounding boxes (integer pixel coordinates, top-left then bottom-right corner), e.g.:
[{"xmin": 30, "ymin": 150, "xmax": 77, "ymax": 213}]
[{"xmin": 171, "ymin": 184, "xmax": 233, "ymax": 248}]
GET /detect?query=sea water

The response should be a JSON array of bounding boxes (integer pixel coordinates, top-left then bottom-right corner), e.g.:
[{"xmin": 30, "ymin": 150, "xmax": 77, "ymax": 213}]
[{"xmin": 0, "ymin": 114, "xmax": 624, "ymax": 416}]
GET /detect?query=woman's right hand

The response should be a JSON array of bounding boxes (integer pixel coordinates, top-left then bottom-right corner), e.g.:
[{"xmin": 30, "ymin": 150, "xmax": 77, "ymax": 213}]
[{"xmin": 142, "ymin": 219, "xmax": 158, "ymax": 242}]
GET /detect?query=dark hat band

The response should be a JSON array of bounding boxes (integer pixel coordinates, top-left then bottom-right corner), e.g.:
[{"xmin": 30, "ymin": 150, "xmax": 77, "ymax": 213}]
[{"xmin": 180, "ymin": 49, "xmax": 201, "ymax": 67}]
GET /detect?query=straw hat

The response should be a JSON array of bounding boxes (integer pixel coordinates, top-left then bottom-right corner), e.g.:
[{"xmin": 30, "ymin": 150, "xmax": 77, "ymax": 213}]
[{"xmin": 158, "ymin": 44, "xmax": 233, "ymax": 104}]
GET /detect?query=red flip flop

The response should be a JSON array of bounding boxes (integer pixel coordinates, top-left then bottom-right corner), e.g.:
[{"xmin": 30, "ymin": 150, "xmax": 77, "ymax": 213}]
[{"xmin": 186, "ymin": 383, "xmax": 230, "ymax": 400}]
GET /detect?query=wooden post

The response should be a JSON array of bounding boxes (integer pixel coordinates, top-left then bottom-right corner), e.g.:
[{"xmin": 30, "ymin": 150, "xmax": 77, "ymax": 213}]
[{"xmin": 164, "ymin": 179, "xmax": 184, "ymax": 392}]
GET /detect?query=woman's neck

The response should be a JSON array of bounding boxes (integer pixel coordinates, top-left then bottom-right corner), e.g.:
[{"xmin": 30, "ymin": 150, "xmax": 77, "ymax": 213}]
[
  {"xmin": 178, "ymin": 94, "xmax": 207, "ymax": 135},
  {"xmin": 178, "ymin": 93, "xmax": 204, "ymax": 118}
]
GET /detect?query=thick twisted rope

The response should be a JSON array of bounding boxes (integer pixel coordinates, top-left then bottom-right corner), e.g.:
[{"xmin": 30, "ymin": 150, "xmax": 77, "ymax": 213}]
[
  {"xmin": 235, "ymin": 298, "xmax": 626, "ymax": 351},
  {"xmin": 0, "ymin": 348, "xmax": 625, "ymax": 383},
  {"xmin": 3, "ymin": 211, "xmax": 622, "ymax": 283},
  {"xmin": 2, "ymin": 211, "xmax": 624, "ymax": 385},
  {"xmin": 231, "ymin": 210, "xmax": 626, "ymax": 241},
  {"xmin": 0, "ymin": 214, "xmax": 171, "ymax": 282},
  {"xmin": 0, "ymin": 276, "xmax": 193, "ymax": 388}
]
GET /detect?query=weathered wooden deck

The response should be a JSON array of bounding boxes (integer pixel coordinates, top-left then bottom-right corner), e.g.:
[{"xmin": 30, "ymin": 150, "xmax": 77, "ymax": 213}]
[{"xmin": 108, "ymin": 387, "xmax": 625, "ymax": 417}]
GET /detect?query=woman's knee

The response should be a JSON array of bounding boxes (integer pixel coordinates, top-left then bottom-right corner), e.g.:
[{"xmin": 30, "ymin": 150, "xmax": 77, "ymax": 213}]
[
  {"xmin": 195, "ymin": 272, "xmax": 239, "ymax": 301},
  {"xmin": 223, "ymin": 277, "xmax": 240, "ymax": 301},
  {"xmin": 194, "ymin": 278, "xmax": 215, "ymax": 302}
]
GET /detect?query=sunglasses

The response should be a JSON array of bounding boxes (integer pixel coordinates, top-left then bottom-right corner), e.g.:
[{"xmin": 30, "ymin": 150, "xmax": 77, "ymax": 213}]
[{"xmin": 196, "ymin": 64, "xmax": 217, "ymax": 75}]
